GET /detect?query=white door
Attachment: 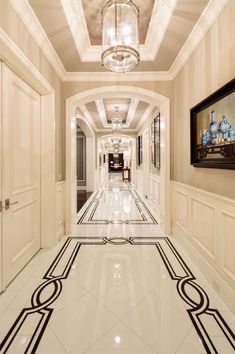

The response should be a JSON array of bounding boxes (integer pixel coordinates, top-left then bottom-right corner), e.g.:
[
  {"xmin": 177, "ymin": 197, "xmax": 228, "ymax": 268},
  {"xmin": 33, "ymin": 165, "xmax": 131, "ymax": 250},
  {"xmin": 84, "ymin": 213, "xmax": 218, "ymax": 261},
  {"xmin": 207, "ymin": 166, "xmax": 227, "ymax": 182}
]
[
  {"xmin": 1, "ymin": 65, "xmax": 41, "ymax": 288},
  {"xmin": 0, "ymin": 62, "xmax": 3, "ymax": 292}
]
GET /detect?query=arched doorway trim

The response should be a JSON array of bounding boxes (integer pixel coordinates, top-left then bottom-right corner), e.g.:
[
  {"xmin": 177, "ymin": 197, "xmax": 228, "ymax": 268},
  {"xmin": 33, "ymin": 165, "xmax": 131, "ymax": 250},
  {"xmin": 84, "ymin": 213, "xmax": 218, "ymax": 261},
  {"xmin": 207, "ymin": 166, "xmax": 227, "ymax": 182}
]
[{"xmin": 66, "ymin": 86, "xmax": 170, "ymax": 235}]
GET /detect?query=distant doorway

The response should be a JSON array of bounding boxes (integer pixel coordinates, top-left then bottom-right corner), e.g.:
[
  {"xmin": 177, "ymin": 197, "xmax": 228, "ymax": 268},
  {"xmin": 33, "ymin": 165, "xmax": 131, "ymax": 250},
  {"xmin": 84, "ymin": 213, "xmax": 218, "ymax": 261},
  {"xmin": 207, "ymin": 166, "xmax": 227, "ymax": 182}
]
[{"xmin": 109, "ymin": 153, "xmax": 124, "ymax": 172}]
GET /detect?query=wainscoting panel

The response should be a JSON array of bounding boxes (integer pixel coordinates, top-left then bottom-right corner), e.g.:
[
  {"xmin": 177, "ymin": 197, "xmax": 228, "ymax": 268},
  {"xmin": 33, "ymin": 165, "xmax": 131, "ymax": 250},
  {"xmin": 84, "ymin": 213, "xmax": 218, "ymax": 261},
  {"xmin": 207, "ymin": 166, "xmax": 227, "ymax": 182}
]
[
  {"xmin": 135, "ymin": 170, "xmax": 160, "ymax": 211},
  {"xmin": 56, "ymin": 181, "xmax": 65, "ymax": 240},
  {"xmin": 136, "ymin": 169, "xmax": 144, "ymax": 196},
  {"xmin": 173, "ymin": 188, "xmax": 189, "ymax": 234},
  {"xmin": 191, "ymin": 197, "xmax": 216, "ymax": 260},
  {"xmin": 148, "ymin": 174, "xmax": 160, "ymax": 208},
  {"xmin": 221, "ymin": 212, "xmax": 235, "ymax": 282},
  {"xmin": 171, "ymin": 181, "xmax": 235, "ymax": 313}
]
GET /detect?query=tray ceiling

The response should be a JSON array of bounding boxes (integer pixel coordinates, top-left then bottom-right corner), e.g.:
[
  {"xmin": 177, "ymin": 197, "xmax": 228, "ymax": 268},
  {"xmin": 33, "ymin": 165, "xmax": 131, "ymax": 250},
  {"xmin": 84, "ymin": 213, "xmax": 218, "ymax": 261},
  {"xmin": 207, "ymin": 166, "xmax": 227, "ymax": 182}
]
[{"xmin": 28, "ymin": 0, "xmax": 210, "ymax": 72}]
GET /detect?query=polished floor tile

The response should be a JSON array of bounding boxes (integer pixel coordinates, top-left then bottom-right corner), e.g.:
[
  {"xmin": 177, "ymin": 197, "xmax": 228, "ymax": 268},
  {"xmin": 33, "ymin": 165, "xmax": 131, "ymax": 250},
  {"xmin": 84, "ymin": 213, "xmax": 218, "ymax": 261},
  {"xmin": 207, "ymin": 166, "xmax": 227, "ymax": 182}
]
[
  {"xmin": 0, "ymin": 174, "xmax": 234, "ymax": 353},
  {"xmin": 84, "ymin": 322, "xmax": 157, "ymax": 354}
]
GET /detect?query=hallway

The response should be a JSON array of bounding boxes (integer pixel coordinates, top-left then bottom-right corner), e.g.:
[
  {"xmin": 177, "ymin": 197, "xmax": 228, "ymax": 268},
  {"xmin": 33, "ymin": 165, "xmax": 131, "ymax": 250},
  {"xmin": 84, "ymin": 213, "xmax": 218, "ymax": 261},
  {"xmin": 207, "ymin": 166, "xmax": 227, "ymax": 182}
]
[{"xmin": 0, "ymin": 175, "xmax": 234, "ymax": 354}]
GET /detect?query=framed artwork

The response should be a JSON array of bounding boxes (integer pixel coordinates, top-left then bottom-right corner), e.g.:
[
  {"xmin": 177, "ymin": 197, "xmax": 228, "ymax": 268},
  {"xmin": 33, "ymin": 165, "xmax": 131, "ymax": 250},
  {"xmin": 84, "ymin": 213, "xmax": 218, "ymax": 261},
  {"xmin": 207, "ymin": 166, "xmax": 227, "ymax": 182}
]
[
  {"xmin": 137, "ymin": 135, "xmax": 143, "ymax": 165},
  {"xmin": 151, "ymin": 121, "xmax": 155, "ymax": 164},
  {"xmin": 154, "ymin": 113, "xmax": 160, "ymax": 168},
  {"xmin": 99, "ymin": 154, "xmax": 102, "ymax": 167},
  {"xmin": 191, "ymin": 79, "xmax": 235, "ymax": 169}
]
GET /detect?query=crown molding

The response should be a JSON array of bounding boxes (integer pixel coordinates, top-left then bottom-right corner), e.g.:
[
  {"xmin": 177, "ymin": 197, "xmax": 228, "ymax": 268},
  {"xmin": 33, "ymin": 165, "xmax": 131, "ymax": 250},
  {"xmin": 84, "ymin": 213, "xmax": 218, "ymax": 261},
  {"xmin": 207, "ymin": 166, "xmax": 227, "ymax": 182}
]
[
  {"xmin": 0, "ymin": 28, "xmax": 52, "ymax": 94},
  {"xmin": 8, "ymin": 0, "xmax": 229, "ymax": 84},
  {"xmin": 61, "ymin": 0, "xmax": 177, "ymax": 63},
  {"xmin": 63, "ymin": 71, "xmax": 172, "ymax": 82},
  {"xmin": 169, "ymin": 0, "xmax": 230, "ymax": 78},
  {"xmin": 9, "ymin": 0, "xmax": 66, "ymax": 79},
  {"xmin": 145, "ymin": 0, "xmax": 178, "ymax": 60}
]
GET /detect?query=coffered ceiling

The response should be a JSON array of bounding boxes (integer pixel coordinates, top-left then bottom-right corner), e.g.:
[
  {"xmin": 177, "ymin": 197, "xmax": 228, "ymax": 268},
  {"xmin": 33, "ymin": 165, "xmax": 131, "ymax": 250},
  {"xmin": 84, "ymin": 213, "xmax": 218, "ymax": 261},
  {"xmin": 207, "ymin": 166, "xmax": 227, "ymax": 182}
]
[
  {"xmin": 76, "ymin": 96, "xmax": 153, "ymax": 131},
  {"xmin": 28, "ymin": 0, "xmax": 210, "ymax": 72}
]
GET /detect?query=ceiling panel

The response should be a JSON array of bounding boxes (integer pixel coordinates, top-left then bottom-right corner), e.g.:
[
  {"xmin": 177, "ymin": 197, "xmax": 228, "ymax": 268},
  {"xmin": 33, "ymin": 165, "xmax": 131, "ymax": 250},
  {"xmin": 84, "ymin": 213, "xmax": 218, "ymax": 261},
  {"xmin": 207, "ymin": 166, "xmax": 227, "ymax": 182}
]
[
  {"xmin": 85, "ymin": 101, "xmax": 104, "ymax": 129},
  {"xmin": 81, "ymin": 0, "xmax": 154, "ymax": 45},
  {"xmin": 28, "ymin": 0, "xmax": 210, "ymax": 72},
  {"xmin": 103, "ymin": 98, "xmax": 131, "ymax": 124}
]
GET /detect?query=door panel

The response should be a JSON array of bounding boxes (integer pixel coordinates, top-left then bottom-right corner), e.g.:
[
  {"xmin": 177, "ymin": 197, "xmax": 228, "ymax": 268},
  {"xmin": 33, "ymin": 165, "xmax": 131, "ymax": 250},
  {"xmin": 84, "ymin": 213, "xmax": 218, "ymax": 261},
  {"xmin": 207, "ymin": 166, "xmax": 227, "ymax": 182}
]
[
  {"xmin": 2, "ymin": 65, "xmax": 41, "ymax": 287},
  {"xmin": 0, "ymin": 61, "xmax": 2, "ymax": 292}
]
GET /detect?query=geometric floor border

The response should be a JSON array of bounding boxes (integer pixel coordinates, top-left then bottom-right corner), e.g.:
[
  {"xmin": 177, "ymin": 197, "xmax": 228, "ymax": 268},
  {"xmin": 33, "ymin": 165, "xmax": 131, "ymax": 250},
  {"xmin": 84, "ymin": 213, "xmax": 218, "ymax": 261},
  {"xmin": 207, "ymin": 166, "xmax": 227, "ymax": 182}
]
[
  {"xmin": 0, "ymin": 236, "xmax": 234, "ymax": 353},
  {"xmin": 77, "ymin": 184, "xmax": 158, "ymax": 225}
]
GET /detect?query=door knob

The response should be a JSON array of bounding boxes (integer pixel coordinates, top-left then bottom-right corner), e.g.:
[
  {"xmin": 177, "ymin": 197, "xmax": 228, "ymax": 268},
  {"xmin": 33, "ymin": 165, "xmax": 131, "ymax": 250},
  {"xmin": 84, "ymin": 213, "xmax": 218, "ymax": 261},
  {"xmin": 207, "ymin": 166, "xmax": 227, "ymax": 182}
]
[{"xmin": 5, "ymin": 199, "xmax": 18, "ymax": 210}]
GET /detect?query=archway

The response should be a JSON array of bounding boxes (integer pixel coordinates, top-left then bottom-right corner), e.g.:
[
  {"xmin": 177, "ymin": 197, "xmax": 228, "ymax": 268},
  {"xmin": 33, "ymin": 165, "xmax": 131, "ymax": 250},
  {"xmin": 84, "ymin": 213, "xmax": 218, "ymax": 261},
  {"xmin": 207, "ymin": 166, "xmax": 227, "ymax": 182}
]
[
  {"xmin": 97, "ymin": 133, "xmax": 136, "ymax": 186},
  {"xmin": 66, "ymin": 86, "xmax": 170, "ymax": 235}
]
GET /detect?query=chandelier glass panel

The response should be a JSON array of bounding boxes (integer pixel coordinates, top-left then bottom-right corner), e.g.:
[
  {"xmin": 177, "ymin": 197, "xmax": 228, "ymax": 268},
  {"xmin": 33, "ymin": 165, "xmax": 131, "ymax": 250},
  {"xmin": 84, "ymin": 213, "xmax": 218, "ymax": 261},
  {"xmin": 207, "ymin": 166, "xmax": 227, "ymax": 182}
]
[
  {"xmin": 101, "ymin": 0, "xmax": 139, "ymax": 73},
  {"xmin": 112, "ymin": 107, "xmax": 122, "ymax": 133}
]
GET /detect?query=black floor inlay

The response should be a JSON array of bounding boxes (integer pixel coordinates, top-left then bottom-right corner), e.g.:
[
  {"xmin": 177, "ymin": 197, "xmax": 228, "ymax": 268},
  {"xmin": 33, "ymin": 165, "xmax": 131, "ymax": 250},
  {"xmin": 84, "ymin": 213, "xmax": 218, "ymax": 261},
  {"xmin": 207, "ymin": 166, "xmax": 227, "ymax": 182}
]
[
  {"xmin": 77, "ymin": 185, "xmax": 158, "ymax": 225},
  {"xmin": 0, "ymin": 237, "xmax": 234, "ymax": 353}
]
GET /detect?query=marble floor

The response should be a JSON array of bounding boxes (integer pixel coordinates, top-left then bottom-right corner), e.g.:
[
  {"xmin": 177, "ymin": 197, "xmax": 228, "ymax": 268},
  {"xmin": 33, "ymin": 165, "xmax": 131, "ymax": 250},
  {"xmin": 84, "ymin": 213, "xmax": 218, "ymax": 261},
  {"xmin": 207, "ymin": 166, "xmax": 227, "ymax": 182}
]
[{"xmin": 0, "ymin": 174, "xmax": 234, "ymax": 353}]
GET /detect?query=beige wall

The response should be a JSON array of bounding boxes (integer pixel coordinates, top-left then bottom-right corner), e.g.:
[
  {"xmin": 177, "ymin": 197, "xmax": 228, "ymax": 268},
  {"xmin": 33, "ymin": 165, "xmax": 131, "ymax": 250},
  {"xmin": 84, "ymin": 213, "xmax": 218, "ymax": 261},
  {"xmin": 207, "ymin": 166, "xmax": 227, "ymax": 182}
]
[
  {"xmin": 62, "ymin": 81, "xmax": 173, "ymax": 101},
  {"xmin": 0, "ymin": 0, "xmax": 64, "ymax": 180},
  {"xmin": 172, "ymin": 0, "xmax": 235, "ymax": 199}
]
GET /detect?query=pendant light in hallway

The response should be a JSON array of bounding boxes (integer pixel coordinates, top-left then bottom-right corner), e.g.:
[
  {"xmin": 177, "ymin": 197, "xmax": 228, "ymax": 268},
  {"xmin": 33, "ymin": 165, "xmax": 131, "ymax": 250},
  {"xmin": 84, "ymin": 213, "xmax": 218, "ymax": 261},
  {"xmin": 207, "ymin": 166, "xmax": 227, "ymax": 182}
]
[{"xmin": 101, "ymin": 0, "xmax": 140, "ymax": 73}]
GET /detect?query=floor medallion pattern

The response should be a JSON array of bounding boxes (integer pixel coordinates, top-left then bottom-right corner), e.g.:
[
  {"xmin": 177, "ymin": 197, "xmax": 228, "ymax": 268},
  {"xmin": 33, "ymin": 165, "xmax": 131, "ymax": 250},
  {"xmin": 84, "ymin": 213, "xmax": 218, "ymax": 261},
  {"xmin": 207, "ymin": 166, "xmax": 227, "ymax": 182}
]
[{"xmin": 0, "ymin": 237, "xmax": 234, "ymax": 353}]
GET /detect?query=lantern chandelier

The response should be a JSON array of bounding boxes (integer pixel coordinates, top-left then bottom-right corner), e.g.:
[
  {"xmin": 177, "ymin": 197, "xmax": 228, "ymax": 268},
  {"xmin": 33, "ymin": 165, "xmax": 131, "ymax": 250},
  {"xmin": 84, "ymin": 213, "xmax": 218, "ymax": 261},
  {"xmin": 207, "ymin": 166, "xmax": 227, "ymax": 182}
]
[
  {"xmin": 101, "ymin": 0, "xmax": 140, "ymax": 73},
  {"xmin": 112, "ymin": 107, "xmax": 122, "ymax": 133}
]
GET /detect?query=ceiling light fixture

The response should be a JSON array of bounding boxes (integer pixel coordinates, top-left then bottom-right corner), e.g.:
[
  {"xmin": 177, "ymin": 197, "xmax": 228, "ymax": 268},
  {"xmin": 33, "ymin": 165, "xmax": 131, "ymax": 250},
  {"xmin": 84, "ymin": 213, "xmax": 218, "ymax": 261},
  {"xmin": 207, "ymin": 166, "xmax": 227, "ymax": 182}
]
[
  {"xmin": 101, "ymin": 0, "xmax": 139, "ymax": 73},
  {"xmin": 112, "ymin": 107, "xmax": 122, "ymax": 133}
]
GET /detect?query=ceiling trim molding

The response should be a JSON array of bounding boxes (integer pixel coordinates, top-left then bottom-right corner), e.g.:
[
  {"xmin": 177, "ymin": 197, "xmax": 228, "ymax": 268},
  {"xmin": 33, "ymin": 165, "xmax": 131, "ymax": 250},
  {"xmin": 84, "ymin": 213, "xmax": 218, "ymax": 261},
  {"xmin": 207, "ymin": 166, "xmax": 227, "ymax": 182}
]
[
  {"xmin": 95, "ymin": 98, "xmax": 138, "ymax": 129},
  {"xmin": 9, "ymin": 0, "xmax": 66, "ymax": 79},
  {"xmin": 79, "ymin": 104, "xmax": 98, "ymax": 132},
  {"xmin": 9, "ymin": 0, "xmax": 229, "ymax": 83},
  {"xmin": 126, "ymin": 98, "xmax": 139, "ymax": 127},
  {"xmin": 0, "ymin": 28, "xmax": 52, "ymax": 94},
  {"xmin": 136, "ymin": 104, "xmax": 155, "ymax": 132},
  {"xmin": 60, "ymin": 0, "xmax": 92, "ymax": 60},
  {"xmin": 61, "ymin": 0, "xmax": 177, "ymax": 63},
  {"xmin": 63, "ymin": 71, "xmax": 172, "ymax": 82},
  {"xmin": 95, "ymin": 99, "xmax": 108, "ymax": 128},
  {"xmin": 169, "ymin": 0, "xmax": 230, "ymax": 78},
  {"xmin": 144, "ymin": 0, "xmax": 178, "ymax": 60}
]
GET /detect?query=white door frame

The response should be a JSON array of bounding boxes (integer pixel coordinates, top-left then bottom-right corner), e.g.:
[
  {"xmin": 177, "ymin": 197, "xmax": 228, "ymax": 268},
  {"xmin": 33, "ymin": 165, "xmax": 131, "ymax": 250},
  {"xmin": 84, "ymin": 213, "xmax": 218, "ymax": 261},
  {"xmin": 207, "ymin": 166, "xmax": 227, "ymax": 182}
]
[
  {"xmin": 142, "ymin": 128, "xmax": 149, "ymax": 198},
  {"xmin": 65, "ymin": 86, "xmax": 171, "ymax": 235},
  {"xmin": 0, "ymin": 30, "xmax": 57, "ymax": 291}
]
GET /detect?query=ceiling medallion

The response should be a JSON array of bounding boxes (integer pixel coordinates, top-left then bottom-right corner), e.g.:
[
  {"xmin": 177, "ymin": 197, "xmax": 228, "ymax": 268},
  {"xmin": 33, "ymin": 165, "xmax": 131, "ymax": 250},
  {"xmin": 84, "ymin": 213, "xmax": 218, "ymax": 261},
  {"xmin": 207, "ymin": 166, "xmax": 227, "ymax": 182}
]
[{"xmin": 101, "ymin": 0, "xmax": 140, "ymax": 73}]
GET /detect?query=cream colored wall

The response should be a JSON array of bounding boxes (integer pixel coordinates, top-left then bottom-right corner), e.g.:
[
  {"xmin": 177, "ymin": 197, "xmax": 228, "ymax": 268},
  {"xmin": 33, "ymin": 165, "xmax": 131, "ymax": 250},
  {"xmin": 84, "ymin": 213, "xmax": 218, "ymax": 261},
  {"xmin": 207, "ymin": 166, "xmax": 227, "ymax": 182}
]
[
  {"xmin": 172, "ymin": 0, "xmax": 235, "ymax": 199},
  {"xmin": 0, "ymin": 0, "xmax": 63, "ymax": 180},
  {"xmin": 62, "ymin": 81, "xmax": 173, "ymax": 101}
]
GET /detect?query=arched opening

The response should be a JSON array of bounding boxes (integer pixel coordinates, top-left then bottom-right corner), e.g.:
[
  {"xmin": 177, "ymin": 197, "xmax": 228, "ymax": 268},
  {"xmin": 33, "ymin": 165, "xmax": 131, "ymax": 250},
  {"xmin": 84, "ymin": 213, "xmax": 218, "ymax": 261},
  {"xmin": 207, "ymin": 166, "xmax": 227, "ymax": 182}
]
[
  {"xmin": 97, "ymin": 134, "xmax": 136, "ymax": 186},
  {"xmin": 66, "ymin": 86, "xmax": 170, "ymax": 235}
]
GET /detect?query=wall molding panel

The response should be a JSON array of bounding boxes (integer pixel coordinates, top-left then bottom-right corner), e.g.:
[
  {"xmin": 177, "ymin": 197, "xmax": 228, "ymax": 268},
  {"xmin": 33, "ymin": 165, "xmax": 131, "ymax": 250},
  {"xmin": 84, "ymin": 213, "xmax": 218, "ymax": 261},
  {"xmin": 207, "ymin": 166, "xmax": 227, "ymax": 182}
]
[
  {"xmin": 135, "ymin": 170, "xmax": 160, "ymax": 212},
  {"xmin": 148, "ymin": 173, "xmax": 160, "ymax": 209},
  {"xmin": 56, "ymin": 181, "xmax": 65, "ymax": 240},
  {"xmin": 171, "ymin": 181, "xmax": 235, "ymax": 313}
]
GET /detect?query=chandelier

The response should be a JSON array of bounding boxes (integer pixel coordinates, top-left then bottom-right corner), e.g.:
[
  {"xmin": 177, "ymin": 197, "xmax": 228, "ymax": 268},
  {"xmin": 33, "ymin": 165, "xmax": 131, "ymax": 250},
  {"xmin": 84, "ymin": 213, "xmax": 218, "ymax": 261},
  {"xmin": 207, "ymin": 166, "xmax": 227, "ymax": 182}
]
[
  {"xmin": 112, "ymin": 107, "xmax": 122, "ymax": 133},
  {"xmin": 101, "ymin": 0, "xmax": 140, "ymax": 73}
]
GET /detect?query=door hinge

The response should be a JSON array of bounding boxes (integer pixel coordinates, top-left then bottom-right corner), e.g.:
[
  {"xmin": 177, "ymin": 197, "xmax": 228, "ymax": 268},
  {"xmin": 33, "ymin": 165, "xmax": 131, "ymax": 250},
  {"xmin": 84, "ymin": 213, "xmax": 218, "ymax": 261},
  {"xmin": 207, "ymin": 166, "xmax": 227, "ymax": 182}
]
[{"xmin": 0, "ymin": 201, "xmax": 3, "ymax": 212}]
